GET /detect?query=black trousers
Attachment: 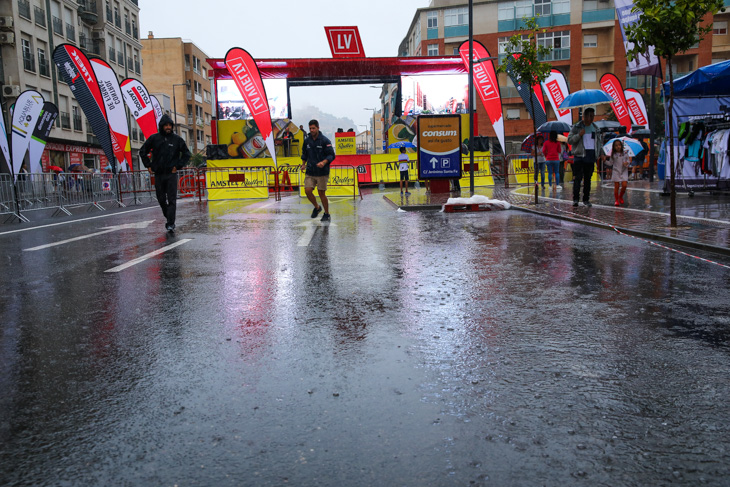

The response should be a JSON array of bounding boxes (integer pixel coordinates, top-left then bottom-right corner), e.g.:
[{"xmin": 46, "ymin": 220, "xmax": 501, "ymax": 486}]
[
  {"xmin": 572, "ymin": 151, "xmax": 596, "ymax": 203},
  {"xmin": 155, "ymin": 172, "xmax": 178, "ymax": 225}
]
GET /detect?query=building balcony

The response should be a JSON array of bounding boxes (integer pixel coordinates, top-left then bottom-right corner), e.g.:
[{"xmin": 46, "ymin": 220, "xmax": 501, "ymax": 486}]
[
  {"xmin": 117, "ymin": 51, "xmax": 124, "ymax": 65},
  {"xmin": 60, "ymin": 112, "xmax": 71, "ymax": 129},
  {"xmin": 427, "ymin": 27, "xmax": 438, "ymax": 40},
  {"xmin": 582, "ymin": 8, "xmax": 615, "ymax": 23},
  {"xmin": 106, "ymin": 6, "xmax": 112, "ymax": 23},
  {"xmin": 66, "ymin": 23, "xmax": 76, "ymax": 41},
  {"xmin": 34, "ymin": 6, "xmax": 46, "ymax": 27},
  {"xmin": 498, "ymin": 12, "xmax": 570, "ymax": 32},
  {"xmin": 52, "ymin": 16, "xmax": 63, "ymax": 35},
  {"xmin": 18, "ymin": 0, "xmax": 31, "ymax": 21},
  {"xmin": 109, "ymin": 47, "xmax": 116, "ymax": 61},
  {"xmin": 39, "ymin": 58, "xmax": 51, "ymax": 77},
  {"xmin": 444, "ymin": 25, "xmax": 468, "ymax": 38},
  {"xmin": 114, "ymin": 12, "xmax": 121, "ymax": 28},
  {"xmin": 78, "ymin": 0, "xmax": 99, "ymax": 25},
  {"xmin": 73, "ymin": 115, "xmax": 82, "ymax": 131},
  {"xmin": 539, "ymin": 48, "xmax": 571, "ymax": 62},
  {"xmin": 23, "ymin": 54, "xmax": 35, "ymax": 73},
  {"xmin": 194, "ymin": 93, "xmax": 202, "ymax": 103}
]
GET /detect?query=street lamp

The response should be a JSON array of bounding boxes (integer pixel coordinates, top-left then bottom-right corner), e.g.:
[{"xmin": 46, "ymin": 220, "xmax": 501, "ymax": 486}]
[
  {"xmin": 172, "ymin": 83, "xmax": 186, "ymax": 135},
  {"xmin": 364, "ymin": 108, "xmax": 377, "ymax": 154}
]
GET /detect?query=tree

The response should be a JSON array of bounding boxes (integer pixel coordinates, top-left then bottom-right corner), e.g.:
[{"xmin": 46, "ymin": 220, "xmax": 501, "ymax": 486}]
[
  {"xmin": 189, "ymin": 151, "xmax": 206, "ymax": 168},
  {"xmin": 497, "ymin": 16, "xmax": 553, "ymax": 204},
  {"xmin": 624, "ymin": 0, "xmax": 724, "ymax": 226}
]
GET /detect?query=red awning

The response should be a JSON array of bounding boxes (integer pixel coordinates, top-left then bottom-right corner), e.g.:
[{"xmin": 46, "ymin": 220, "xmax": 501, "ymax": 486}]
[{"xmin": 207, "ymin": 56, "xmax": 467, "ymax": 82}]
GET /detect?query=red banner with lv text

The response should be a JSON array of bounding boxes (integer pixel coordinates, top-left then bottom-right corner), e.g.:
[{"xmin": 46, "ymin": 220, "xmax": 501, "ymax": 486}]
[
  {"xmin": 224, "ymin": 48, "xmax": 277, "ymax": 167},
  {"xmin": 600, "ymin": 73, "xmax": 632, "ymax": 131}
]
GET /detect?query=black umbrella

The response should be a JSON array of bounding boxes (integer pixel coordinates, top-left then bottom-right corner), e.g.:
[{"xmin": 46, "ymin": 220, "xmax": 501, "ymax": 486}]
[
  {"xmin": 537, "ymin": 121, "xmax": 572, "ymax": 133},
  {"xmin": 594, "ymin": 120, "xmax": 623, "ymax": 130}
]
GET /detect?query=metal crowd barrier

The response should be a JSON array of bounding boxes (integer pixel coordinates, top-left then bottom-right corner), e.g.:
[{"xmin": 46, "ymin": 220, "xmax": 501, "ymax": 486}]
[
  {"xmin": 198, "ymin": 166, "xmax": 278, "ymax": 201},
  {"xmin": 0, "ymin": 173, "xmax": 24, "ymax": 222}
]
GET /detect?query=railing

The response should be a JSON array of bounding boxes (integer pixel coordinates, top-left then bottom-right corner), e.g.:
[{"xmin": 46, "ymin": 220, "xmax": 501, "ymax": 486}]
[
  {"xmin": 134, "ymin": 61, "xmax": 140, "ymax": 73},
  {"xmin": 117, "ymin": 51, "xmax": 124, "ymax": 65},
  {"xmin": 109, "ymin": 47, "xmax": 116, "ymax": 61},
  {"xmin": 34, "ymin": 6, "xmax": 46, "ymax": 26},
  {"xmin": 39, "ymin": 58, "xmax": 51, "ymax": 78},
  {"xmin": 66, "ymin": 23, "xmax": 76, "ymax": 41},
  {"xmin": 18, "ymin": 0, "xmax": 31, "ymax": 20},
  {"xmin": 52, "ymin": 16, "xmax": 63, "ymax": 35},
  {"xmin": 73, "ymin": 115, "xmax": 82, "ymax": 131},
  {"xmin": 60, "ymin": 112, "xmax": 71, "ymax": 129},
  {"xmin": 23, "ymin": 53, "xmax": 36, "ymax": 72},
  {"xmin": 114, "ymin": 11, "xmax": 121, "ymax": 28},
  {"xmin": 106, "ymin": 6, "xmax": 112, "ymax": 23}
]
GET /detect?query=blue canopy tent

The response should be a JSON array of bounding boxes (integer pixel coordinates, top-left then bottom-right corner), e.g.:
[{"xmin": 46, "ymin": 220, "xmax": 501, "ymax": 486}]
[{"xmin": 663, "ymin": 60, "xmax": 730, "ymax": 191}]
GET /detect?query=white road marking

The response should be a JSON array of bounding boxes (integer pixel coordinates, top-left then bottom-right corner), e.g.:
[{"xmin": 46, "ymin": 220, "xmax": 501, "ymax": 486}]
[
  {"xmin": 0, "ymin": 206, "xmax": 158, "ymax": 236},
  {"xmin": 296, "ymin": 220, "xmax": 336, "ymax": 247},
  {"xmin": 23, "ymin": 221, "xmax": 155, "ymax": 251},
  {"xmin": 104, "ymin": 239, "xmax": 192, "ymax": 273}
]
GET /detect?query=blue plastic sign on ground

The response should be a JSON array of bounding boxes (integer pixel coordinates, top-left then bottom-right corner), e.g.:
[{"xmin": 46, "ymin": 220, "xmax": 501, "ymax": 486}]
[{"xmin": 417, "ymin": 115, "xmax": 462, "ymax": 180}]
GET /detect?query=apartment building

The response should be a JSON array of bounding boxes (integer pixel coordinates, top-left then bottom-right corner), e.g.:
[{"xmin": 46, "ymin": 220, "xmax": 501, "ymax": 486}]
[
  {"xmin": 140, "ymin": 33, "xmax": 213, "ymax": 155},
  {"xmin": 398, "ymin": 0, "xmax": 730, "ymax": 152},
  {"xmin": 0, "ymin": 0, "xmax": 144, "ymax": 171}
]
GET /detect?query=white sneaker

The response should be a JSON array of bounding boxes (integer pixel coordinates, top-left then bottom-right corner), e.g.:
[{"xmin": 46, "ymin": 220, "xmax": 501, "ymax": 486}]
[{"xmin": 556, "ymin": 185, "xmax": 562, "ymax": 190}]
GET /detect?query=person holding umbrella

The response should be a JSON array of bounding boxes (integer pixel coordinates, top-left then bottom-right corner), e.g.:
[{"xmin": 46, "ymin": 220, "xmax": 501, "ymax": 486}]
[
  {"xmin": 568, "ymin": 107, "xmax": 600, "ymax": 207},
  {"xmin": 604, "ymin": 139, "xmax": 630, "ymax": 206}
]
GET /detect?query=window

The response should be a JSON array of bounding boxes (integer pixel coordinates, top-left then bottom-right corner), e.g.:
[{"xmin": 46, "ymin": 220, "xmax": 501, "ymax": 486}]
[
  {"xmin": 22, "ymin": 37, "xmax": 35, "ymax": 72},
  {"xmin": 713, "ymin": 21, "xmax": 727, "ymax": 35},
  {"xmin": 427, "ymin": 44, "xmax": 439, "ymax": 56},
  {"xmin": 499, "ymin": 0, "xmax": 532, "ymax": 21},
  {"xmin": 506, "ymin": 108, "xmax": 521, "ymax": 120},
  {"xmin": 583, "ymin": 0, "xmax": 598, "ymax": 10},
  {"xmin": 535, "ymin": 0, "xmax": 551, "ymax": 16},
  {"xmin": 38, "ymin": 46, "xmax": 50, "ymax": 77},
  {"xmin": 427, "ymin": 11, "xmax": 438, "ymax": 28},
  {"xmin": 444, "ymin": 7, "xmax": 468, "ymax": 26},
  {"xmin": 583, "ymin": 34, "xmax": 598, "ymax": 47},
  {"xmin": 552, "ymin": 0, "xmax": 570, "ymax": 15},
  {"xmin": 583, "ymin": 69, "xmax": 597, "ymax": 82},
  {"xmin": 414, "ymin": 20, "xmax": 421, "ymax": 46},
  {"xmin": 537, "ymin": 30, "xmax": 570, "ymax": 60},
  {"xmin": 453, "ymin": 47, "xmax": 459, "ymax": 55}
]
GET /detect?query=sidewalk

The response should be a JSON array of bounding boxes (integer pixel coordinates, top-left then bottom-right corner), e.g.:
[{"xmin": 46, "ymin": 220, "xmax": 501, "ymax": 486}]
[{"xmin": 382, "ymin": 180, "xmax": 730, "ymax": 255}]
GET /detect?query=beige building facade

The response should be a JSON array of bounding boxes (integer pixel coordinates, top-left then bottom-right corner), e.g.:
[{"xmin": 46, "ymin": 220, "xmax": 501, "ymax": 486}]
[
  {"xmin": 0, "ymin": 0, "xmax": 144, "ymax": 171},
  {"xmin": 140, "ymin": 33, "xmax": 213, "ymax": 155}
]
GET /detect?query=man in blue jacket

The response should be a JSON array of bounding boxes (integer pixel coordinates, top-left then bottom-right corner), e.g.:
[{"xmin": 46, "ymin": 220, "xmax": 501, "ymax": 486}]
[
  {"xmin": 301, "ymin": 119, "xmax": 336, "ymax": 222},
  {"xmin": 140, "ymin": 114, "xmax": 191, "ymax": 232}
]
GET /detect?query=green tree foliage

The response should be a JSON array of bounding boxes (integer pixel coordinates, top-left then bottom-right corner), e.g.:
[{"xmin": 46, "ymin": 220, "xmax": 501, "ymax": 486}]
[
  {"xmin": 624, "ymin": 0, "xmax": 724, "ymax": 226},
  {"xmin": 497, "ymin": 16, "xmax": 553, "ymax": 201}
]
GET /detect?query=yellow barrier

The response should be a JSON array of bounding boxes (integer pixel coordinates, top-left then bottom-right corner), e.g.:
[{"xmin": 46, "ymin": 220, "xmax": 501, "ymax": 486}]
[
  {"xmin": 298, "ymin": 165, "xmax": 360, "ymax": 198},
  {"xmin": 206, "ymin": 161, "xmax": 271, "ymax": 200},
  {"xmin": 511, "ymin": 156, "xmax": 599, "ymax": 185}
]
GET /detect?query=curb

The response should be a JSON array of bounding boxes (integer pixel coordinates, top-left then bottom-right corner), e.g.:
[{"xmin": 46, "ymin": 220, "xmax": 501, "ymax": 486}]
[{"xmin": 512, "ymin": 204, "xmax": 730, "ymax": 257}]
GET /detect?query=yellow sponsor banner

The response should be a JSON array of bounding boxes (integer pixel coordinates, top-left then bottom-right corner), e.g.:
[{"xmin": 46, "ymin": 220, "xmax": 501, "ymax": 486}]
[
  {"xmin": 206, "ymin": 159, "xmax": 269, "ymax": 200},
  {"xmin": 459, "ymin": 154, "xmax": 495, "ymax": 186},
  {"xmin": 335, "ymin": 134, "xmax": 357, "ymax": 155},
  {"xmin": 298, "ymin": 165, "xmax": 360, "ymax": 198},
  {"xmin": 369, "ymin": 153, "xmax": 417, "ymax": 183},
  {"xmin": 511, "ymin": 157, "xmax": 599, "ymax": 185}
]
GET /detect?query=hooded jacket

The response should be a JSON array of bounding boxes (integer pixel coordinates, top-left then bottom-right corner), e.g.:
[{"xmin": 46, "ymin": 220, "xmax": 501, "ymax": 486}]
[{"xmin": 140, "ymin": 114, "xmax": 191, "ymax": 173}]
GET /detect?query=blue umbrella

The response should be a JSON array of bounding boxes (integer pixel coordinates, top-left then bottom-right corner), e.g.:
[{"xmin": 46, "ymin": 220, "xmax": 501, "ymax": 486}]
[
  {"xmin": 387, "ymin": 141, "xmax": 417, "ymax": 149},
  {"xmin": 602, "ymin": 136, "xmax": 644, "ymax": 157},
  {"xmin": 559, "ymin": 89, "xmax": 614, "ymax": 109}
]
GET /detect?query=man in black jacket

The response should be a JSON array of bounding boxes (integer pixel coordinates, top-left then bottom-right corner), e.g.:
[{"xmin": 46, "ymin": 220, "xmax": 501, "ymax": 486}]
[
  {"xmin": 140, "ymin": 114, "xmax": 191, "ymax": 232},
  {"xmin": 301, "ymin": 119, "xmax": 335, "ymax": 222}
]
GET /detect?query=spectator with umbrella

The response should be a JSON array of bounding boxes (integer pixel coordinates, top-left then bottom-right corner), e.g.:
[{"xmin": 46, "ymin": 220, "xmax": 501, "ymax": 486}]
[
  {"xmin": 604, "ymin": 138, "xmax": 631, "ymax": 206},
  {"xmin": 567, "ymin": 107, "xmax": 601, "ymax": 207}
]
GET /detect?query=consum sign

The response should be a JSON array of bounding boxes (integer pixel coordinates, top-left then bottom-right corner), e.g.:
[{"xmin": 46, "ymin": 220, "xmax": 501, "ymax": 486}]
[{"xmin": 417, "ymin": 115, "xmax": 462, "ymax": 180}]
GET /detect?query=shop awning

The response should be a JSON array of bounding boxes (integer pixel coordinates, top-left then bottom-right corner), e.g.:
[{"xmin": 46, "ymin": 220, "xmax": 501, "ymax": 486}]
[{"xmin": 664, "ymin": 59, "xmax": 730, "ymax": 98}]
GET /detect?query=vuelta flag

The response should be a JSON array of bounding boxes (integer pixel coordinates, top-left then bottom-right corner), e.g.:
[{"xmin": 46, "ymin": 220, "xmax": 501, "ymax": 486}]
[
  {"xmin": 624, "ymin": 88, "xmax": 649, "ymax": 131},
  {"xmin": 615, "ymin": 0, "xmax": 661, "ymax": 76},
  {"xmin": 28, "ymin": 102, "xmax": 59, "ymax": 173},
  {"xmin": 540, "ymin": 69, "xmax": 572, "ymax": 125},
  {"xmin": 10, "ymin": 90, "xmax": 44, "ymax": 180},
  {"xmin": 458, "ymin": 40, "xmax": 505, "ymax": 152},
  {"xmin": 224, "ymin": 47, "xmax": 277, "ymax": 166},
  {"xmin": 121, "ymin": 78, "xmax": 158, "ymax": 140},
  {"xmin": 600, "ymin": 73, "xmax": 632, "ymax": 130},
  {"xmin": 505, "ymin": 54, "xmax": 547, "ymax": 129},
  {"xmin": 90, "ymin": 58, "xmax": 130, "ymax": 171},
  {"xmin": 404, "ymin": 98, "xmax": 414, "ymax": 115},
  {"xmin": 150, "ymin": 95, "xmax": 163, "ymax": 125},
  {"xmin": 53, "ymin": 44, "xmax": 117, "ymax": 173}
]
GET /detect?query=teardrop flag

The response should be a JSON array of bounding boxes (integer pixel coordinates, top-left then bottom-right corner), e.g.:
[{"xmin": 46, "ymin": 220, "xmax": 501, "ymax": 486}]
[
  {"xmin": 224, "ymin": 47, "xmax": 277, "ymax": 166},
  {"xmin": 0, "ymin": 104, "xmax": 11, "ymax": 172},
  {"xmin": 10, "ymin": 90, "xmax": 44, "ymax": 181},
  {"xmin": 541, "ymin": 69, "xmax": 572, "ymax": 125},
  {"xmin": 28, "ymin": 102, "xmax": 59, "ymax": 173},
  {"xmin": 53, "ymin": 44, "xmax": 117, "ymax": 173},
  {"xmin": 150, "ymin": 96, "xmax": 163, "ymax": 125},
  {"xmin": 624, "ymin": 88, "xmax": 649, "ymax": 131},
  {"xmin": 458, "ymin": 40, "xmax": 505, "ymax": 152},
  {"xmin": 600, "ymin": 73, "xmax": 632, "ymax": 131},
  {"xmin": 90, "ymin": 58, "xmax": 130, "ymax": 171},
  {"xmin": 505, "ymin": 53, "xmax": 547, "ymax": 129},
  {"xmin": 121, "ymin": 78, "xmax": 159, "ymax": 139}
]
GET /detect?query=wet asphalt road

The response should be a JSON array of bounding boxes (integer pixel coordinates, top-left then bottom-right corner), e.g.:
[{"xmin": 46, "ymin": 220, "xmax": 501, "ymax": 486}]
[{"xmin": 2, "ymin": 192, "xmax": 730, "ymax": 486}]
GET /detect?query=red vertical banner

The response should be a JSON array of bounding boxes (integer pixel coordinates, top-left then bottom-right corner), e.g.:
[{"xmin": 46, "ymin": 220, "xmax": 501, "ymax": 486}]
[
  {"xmin": 458, "ymin": 40, "xmax": 505, "ymax": 152},
  {"xmin": 224, "ymin": 47, "xmax": 277, "ymax": 167},
  {"xmin": 41, "ymin": 150, "xmax": 50, "ymax": 172},
  {"xmin": 540, "ymin": 69, "xmax": 573, "ymax": 125},
  {"xmin": 600, "ymin": 73, "xmax": 632, "ymax": 130},
  {"xmin": 69, "ymin": 152, "xmax": 83, "ymax": 165}
]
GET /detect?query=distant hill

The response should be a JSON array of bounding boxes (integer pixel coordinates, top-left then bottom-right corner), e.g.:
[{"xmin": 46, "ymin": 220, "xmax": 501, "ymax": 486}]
[{"xmin": 291, "ymin": 105, "xmax": 357, "ymax": 139}]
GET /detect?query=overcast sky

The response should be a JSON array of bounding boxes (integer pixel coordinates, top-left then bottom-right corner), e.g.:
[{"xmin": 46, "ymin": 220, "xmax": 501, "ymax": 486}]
[{"xmin": 139, "ymin": 0, "xmax": 430, "ymax": 127}]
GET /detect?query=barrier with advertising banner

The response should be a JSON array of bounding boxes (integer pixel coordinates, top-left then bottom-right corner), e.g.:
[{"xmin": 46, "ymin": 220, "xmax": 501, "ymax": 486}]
[
  {"xmin": 509, "ymin": 156, "xmax": 597, "ymax": 185},
  {"xmin": 206, "ymin": 160, "xmax": 271, "ymax": 199},
  {"xmin": 298, "ymin": 164, "xmax": 359, "ymax": 198}
]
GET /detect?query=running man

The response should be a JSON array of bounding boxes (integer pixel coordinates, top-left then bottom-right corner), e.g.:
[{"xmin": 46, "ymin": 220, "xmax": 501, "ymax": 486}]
[{"xmin": 301, "ymin": 119, "xmax": 336, "ymax": 222}]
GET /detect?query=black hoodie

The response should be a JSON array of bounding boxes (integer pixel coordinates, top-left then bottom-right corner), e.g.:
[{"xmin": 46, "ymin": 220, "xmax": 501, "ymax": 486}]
[{"xmin": 140, "ymin": 114, "xmax": 191, "ymax": 173}]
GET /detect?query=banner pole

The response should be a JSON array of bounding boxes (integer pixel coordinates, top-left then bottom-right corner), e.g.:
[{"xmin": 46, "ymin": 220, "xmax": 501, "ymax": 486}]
[
  {"xmin": 649, "ymin": 74, "xmax": 656, "ymax": 182},
  {"xmin": 468, "ymin": 0, "xmax": 474, "ymax": 195}
]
